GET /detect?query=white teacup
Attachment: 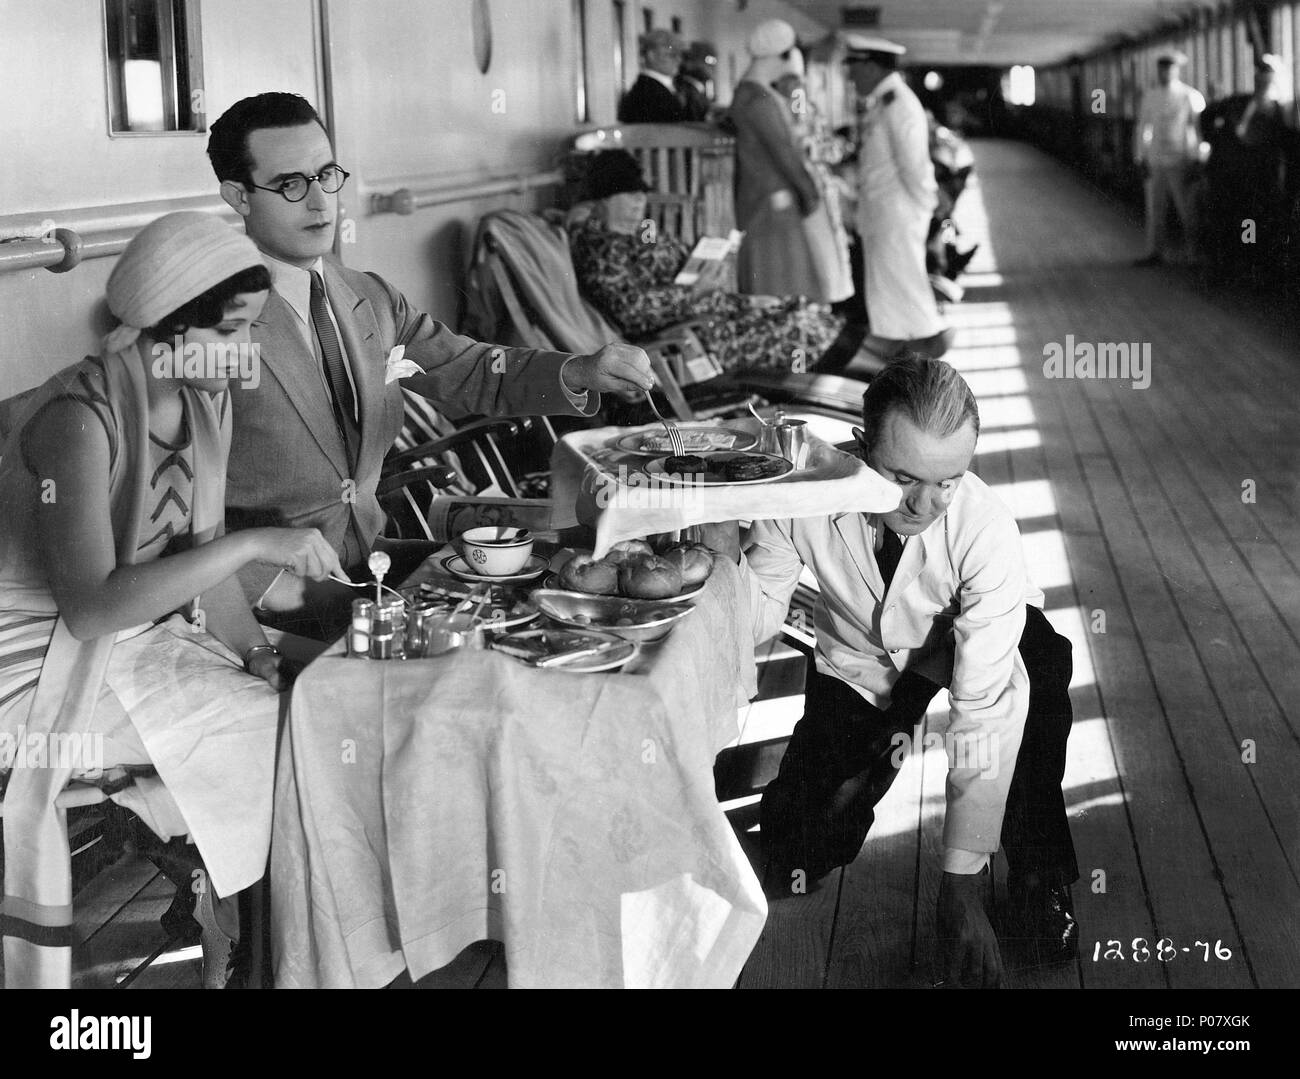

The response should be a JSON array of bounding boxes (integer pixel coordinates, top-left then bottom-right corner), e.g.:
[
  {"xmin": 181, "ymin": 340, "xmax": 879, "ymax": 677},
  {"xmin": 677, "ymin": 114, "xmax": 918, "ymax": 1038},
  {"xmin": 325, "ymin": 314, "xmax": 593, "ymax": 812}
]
[{"xmin": 459, "ymin": 526, "xmax": 534, "ymax": 576}]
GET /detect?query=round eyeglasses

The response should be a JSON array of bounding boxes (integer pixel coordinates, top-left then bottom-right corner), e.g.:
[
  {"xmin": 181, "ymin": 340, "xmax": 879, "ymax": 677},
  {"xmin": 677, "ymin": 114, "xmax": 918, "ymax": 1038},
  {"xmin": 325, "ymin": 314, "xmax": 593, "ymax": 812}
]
[{"xmin": 246, "ymin": 165, "xmax": 351, "ymax": 202}]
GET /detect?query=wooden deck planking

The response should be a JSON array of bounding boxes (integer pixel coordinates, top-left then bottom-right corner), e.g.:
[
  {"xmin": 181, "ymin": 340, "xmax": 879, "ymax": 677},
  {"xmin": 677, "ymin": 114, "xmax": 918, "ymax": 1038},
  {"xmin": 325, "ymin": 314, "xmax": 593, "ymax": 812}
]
[
  {"xmin": 1089, "ymin": 361, "xmax": 1300, "ymax": 878},
  {"xmin": 72, "ymin": 871, "xmax": 176, "ymax": 989},
  {"xmin": 1061, "ymin": 360, "xmax": 1300, "ymax": 986},
  {"xmin": 1004, "ymin": 387, "xmax": 1160, "ymax": 987},
  {"xmin": 1242, "ymin": 540, "xmax": 1300, "ymax": 645},
  {"xmin": 1136, "ymin": 292, "xmax": 1300, "ymax": 526},
  {"xmin": 968, "ymin": 145, "xmax": 1275, "ymax": 988},
  {"xmin": 1042, "ymin": 319, "xmax": 1266, "ymax": 985},
  {"xmin": 1029, "ymin": 388, "xmax": 1167, "ymax": 989},
  {"xmin": 823, "ymin": 742, "xmax": 926, "ymax": 987},
  {"xmin": 737, "ymin": 864, "xmax": 843, "ymax": 988},
  {"xmin": 1051, "ymin": 394, "xmax": 1271, "ymax": 987},
  {"xmin": 946, "ymin": 194, "xmax": 1150, "ymax": 988},
  {"xmin": 71, "ymin": 853, "xmax": 161, "ymax": 948},
  {"xmin": 1108, "ymin": 303, "xmax": 1300, "ymax": 748}
]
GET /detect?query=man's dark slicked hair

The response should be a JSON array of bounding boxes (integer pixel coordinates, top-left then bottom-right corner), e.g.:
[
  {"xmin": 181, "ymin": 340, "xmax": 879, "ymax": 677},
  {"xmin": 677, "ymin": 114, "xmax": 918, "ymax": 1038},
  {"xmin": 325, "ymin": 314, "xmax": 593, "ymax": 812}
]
[
  {"xmin": 207, "ymin": 92, "xmax": 327, "ymax": 184},
  {"xmin": 860, "ymin": 352, "xmax": 980, "ymax": 456}
]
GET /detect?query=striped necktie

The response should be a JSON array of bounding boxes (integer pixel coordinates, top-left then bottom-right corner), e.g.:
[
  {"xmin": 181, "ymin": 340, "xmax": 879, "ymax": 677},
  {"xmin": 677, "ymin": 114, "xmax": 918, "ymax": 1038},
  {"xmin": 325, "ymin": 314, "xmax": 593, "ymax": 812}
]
[
  {"xmin": 309, "ymin": 270, "xmax": 361, "ymax": 471},
  {"xmin": 876, "ymin": 525, "xmax": 903, "ymax": 590}
]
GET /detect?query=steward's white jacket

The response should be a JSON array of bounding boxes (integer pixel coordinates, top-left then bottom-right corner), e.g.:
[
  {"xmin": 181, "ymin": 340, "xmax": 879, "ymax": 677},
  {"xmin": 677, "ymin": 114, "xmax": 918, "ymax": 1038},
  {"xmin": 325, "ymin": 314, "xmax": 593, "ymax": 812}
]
[{"xmin": 740, "ymin": 471, "xmax": 1043, "ymax": 862}]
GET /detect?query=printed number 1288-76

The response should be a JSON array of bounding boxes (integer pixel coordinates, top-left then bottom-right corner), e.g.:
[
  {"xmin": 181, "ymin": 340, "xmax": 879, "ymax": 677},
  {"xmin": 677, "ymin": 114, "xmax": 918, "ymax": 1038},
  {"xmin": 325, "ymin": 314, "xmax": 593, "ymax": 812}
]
[{"xmin": 1092, "ymin": 938, "xmax": 1233, "ymax": 962}]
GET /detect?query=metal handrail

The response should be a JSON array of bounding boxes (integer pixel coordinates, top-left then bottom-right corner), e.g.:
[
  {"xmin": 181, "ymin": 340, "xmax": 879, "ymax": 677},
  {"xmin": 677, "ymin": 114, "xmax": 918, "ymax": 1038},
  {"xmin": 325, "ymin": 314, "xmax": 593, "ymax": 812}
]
[
  {"xmin": 0, "ymin": 166, "xmax": 568, "ymax": 276},
  {"xmin": 369, "ymin": 168, "xmax": 565, "ymax": 216},
  {"xmin": 0, "ymin": 196, "xmax": 239, "ymax": 277}
]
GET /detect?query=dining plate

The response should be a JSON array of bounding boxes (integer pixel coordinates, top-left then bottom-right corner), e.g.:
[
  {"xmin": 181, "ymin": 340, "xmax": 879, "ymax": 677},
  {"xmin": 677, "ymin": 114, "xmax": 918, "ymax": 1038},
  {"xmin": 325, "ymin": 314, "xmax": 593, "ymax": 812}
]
[
  {"xmin": 540, "ymin": 574, "xmax": 708, "ymax": 603},
  {"xmin": 491, "ymin": 626, "xmax": 639, "ymax": 672},
  {"xmin": 643, "ymin": 451, "xmax": 794, "ymax": 486},
  {"xmin": 532, "ymin": 589, "xmax": 695, "ymax": 642},
  {"xmin": 545, "ymin": 639, "xmax": 638, "ymax": 672},
  {"xmin": 414, "ymin": 584, "xmax": 541, "ymax": 631},
  {"xmin": 612, "ymin": 425, "xmax": 757, "ymax": 457},
  {"xmin": 440, "ymin": 553, "xmax": 549, "ymax": 584}
]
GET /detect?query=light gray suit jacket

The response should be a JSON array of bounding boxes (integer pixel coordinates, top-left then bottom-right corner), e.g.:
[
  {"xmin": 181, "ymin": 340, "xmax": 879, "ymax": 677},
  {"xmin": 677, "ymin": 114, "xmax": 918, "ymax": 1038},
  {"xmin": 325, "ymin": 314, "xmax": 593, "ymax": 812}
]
[{"xmin": 227, "ymin": 259, "xmax": 595, "ymax": 596}]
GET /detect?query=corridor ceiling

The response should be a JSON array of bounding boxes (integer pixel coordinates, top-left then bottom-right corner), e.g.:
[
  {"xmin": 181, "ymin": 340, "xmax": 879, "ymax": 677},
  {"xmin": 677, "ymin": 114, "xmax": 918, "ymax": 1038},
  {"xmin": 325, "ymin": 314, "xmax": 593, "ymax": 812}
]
[{"xmin": 785, "ymin": 1, "xmax": 1206, "ymax": 66}]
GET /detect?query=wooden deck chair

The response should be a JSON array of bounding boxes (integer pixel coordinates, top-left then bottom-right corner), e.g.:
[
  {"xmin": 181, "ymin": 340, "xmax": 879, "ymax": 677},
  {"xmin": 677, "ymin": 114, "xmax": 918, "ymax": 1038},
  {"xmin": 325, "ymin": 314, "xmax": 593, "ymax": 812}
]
[
  {"xmin": 380, "ymin": 401, "xmax": 540, "ymax": 543},
  {"xmin": 571, "ymin": 124, "xmax": 737, "ymax": 247},
  {"xmin": 460, "ymin": 207, "xmax": 622, "ymax": 458},
  {"xmin": 0, "ymin": 765, "xmax": 162, "ymax": 987}
]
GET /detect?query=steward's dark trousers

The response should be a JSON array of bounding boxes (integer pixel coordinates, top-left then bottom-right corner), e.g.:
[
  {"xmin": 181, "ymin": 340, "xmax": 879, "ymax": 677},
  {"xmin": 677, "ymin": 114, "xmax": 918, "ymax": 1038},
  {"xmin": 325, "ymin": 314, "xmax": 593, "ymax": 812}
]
[{"xmin": 760, "ymin": 606, "xmax": 1079, "ymax": 885}]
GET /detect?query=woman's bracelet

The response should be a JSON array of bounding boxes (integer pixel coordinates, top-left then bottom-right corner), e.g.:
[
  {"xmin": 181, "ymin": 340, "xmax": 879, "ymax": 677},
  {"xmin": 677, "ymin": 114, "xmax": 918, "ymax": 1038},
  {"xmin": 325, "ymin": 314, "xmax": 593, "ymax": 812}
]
[{"xmin": 243, "ymin": 643, "xmax": 283, "ymax": 673}]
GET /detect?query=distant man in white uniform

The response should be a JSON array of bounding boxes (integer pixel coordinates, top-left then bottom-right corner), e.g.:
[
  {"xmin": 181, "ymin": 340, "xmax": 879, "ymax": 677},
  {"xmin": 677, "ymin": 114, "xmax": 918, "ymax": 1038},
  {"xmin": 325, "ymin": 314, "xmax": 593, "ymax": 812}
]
[
  {"xmin": 1133, "ymin": 50, "xmax": 1206, "ymax": 266},
  {"xmin": 846, "ymin": 35, "xmax": 951, "ymax": 360}
]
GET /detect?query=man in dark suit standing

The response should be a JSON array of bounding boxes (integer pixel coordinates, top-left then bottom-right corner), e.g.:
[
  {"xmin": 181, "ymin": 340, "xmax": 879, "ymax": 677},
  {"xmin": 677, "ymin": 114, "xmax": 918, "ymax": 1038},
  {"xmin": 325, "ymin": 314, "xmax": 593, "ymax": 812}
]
[
  {"xmin": 619, "ymin": 29, "xmax": 691, "ymax": 123},
  {"xmin": 207, "ymin": 93, "xmax": 653, "ymax": 633},
  {"xmin": 675, "ymin": 41, "xmax": 717, "ymax": 123}
]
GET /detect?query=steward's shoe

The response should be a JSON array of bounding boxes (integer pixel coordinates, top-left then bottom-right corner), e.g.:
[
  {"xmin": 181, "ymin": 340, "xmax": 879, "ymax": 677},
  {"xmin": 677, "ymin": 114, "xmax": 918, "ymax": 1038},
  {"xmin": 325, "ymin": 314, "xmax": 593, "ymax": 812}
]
[{"xmin": 1004, "ymin": 871, "xmax": 1079, "ymax": 966}]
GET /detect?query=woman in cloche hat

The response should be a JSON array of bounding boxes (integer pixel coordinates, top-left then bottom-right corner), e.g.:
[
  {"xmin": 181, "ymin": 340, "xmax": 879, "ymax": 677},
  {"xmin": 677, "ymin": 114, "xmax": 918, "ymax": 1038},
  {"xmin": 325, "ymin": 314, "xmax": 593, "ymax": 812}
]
[
  {"xmin": 727, "ymin": 19, "xmax": 848, "ymax": 303},
  {"xmin": 0, "ymin": 211, "xmax": 343, "ymax": 988}
]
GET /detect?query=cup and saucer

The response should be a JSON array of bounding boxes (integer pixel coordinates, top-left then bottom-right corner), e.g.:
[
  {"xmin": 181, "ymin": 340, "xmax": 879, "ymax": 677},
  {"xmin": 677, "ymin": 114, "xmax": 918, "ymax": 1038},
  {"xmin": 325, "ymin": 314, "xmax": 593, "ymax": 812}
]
[{"xmin": 442, "ymin": 526, "xmax": 550, "ymax": 584}]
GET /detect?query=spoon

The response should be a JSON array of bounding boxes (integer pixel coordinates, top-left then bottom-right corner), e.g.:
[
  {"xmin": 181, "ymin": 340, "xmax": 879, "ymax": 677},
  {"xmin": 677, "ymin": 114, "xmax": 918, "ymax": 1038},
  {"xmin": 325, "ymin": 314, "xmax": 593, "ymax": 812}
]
[{"xmin": 368, "ymin": 551, "xmax": 392, "ymax": 606}]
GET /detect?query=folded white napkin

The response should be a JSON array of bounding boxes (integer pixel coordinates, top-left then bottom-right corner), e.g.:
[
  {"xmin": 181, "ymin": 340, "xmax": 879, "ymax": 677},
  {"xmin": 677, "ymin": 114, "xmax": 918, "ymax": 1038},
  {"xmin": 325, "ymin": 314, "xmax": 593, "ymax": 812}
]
[{"xmin": 550, "ymin": 422, "xmax": 902, "ymax": 557}]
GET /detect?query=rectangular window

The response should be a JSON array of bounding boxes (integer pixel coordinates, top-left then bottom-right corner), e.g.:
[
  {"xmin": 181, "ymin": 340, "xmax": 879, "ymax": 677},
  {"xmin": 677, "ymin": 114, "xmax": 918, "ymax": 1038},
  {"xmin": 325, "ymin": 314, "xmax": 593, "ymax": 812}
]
[
  {"xmin": 574, "ymin": 0, "xmax": 590, "ymax": 123},
  {"xmin": 105, "ymin": 0, "xmax": 205, "ymax": 135}
]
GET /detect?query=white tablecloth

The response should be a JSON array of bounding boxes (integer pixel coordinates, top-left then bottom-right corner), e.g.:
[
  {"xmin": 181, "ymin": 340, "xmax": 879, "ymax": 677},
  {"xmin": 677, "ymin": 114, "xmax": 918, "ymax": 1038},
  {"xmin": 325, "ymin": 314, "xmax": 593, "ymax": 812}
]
[{"xmin": 271, "ymin": 557, "xmax": 764, "ymax": 988}]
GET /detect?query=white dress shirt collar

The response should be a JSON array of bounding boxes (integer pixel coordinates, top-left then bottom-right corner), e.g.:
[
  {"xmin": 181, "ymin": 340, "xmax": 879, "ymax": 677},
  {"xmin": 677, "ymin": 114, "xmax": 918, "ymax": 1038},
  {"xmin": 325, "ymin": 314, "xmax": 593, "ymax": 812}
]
[{"xmin": 263, "ymin": 252, "xmax": 326, "ymax": 328}]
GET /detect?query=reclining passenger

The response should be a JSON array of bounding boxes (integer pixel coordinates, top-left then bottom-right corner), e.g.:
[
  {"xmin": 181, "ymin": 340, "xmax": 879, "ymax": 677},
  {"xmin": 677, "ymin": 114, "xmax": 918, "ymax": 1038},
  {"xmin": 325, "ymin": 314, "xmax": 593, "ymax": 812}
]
[
  {"xmin": 569, "ymin": 149, "xmax": 853, "ymax": 374},
  {"xmin": 0, "ymin": 212, "xmax": 342, "ymax": 988}
]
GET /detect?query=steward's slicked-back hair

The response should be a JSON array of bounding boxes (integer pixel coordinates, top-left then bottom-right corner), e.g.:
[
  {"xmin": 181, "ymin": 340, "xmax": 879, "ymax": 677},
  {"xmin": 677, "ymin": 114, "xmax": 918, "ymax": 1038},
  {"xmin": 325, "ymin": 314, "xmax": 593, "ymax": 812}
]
[
  {"xmin": 207, "ymin": 92, "xmax": 326, "ymax": 183},
  {"xmin": 860, "ymin": 352, "xmax": 980, "ymax": 455}
]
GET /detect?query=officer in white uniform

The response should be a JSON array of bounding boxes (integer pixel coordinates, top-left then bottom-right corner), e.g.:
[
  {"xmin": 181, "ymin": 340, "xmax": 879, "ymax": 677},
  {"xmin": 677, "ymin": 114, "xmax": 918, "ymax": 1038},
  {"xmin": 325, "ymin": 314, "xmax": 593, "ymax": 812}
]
[
  {"xmin": 1133, "ymin": 50, "xmax": 1205, "ymax": 266},
  {"xmin": 846, "ymin": 35, "xmax": 950, "ymax": 357}
]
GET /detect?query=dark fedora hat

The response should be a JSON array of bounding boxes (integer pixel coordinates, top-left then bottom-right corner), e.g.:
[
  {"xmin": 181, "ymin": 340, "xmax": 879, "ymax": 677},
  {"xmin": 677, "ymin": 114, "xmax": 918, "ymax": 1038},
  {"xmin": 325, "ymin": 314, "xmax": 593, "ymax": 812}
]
[{"xmin": 587, "ymin": 150, "xmax": 652, "ymax": 200}]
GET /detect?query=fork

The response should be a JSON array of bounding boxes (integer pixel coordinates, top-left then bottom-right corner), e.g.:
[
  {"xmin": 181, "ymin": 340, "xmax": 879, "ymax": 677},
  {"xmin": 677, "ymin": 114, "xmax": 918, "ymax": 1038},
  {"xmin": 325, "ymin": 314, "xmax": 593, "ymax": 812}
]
[{"xmin": 644, "ymin": 388, "xmax": 685, "ymax": 456}]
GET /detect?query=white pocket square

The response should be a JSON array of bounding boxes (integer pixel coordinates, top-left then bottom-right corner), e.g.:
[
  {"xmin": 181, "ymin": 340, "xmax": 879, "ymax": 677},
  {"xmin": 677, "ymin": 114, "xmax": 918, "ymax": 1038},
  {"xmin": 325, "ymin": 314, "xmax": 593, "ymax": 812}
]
[{"xmin": 384, "ymin": 346, "xmax": 422, "ymax": 384}]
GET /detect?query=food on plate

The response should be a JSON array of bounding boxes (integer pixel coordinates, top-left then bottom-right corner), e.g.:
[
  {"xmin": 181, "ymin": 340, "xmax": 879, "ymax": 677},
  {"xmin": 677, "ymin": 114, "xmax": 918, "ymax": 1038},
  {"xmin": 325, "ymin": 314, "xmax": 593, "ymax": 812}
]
[
  {"xmin": 415, "ymin": 581, "xmax": 535, "ymax": 625},
  {"xmin": 662, "ymin": 453, "xmax": 708, "ymax": 475},
  {"xmin": 619, "ymin": 556, "xmax": 683, "ymax": 600},
  {"xmin": 492, "ymin": 627, "xmax": 618, "ymax": 663},
  {"xmin": 558, "ymin": 553, "xmax": 620, "ymax": 595},
  {"xmin": 603, "ymin": 539, "xmax": 655, "ymax": 565},
  {"xmin": 640, "ymin": 430, "xmax": 736, "ymax": 453},
  {"xmin": 662, "ymin": 542, "xmax": 714, "ymax": 587},
  {"xmin": 719, "ymin": 452, "xmax": 787, "ymax": 482}
]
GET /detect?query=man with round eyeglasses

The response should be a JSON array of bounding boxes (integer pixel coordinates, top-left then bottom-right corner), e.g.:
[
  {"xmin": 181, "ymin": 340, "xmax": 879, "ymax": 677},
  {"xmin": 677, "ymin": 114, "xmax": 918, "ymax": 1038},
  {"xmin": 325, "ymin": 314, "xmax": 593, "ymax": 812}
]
[{"xmin": 207, "ymin": 92, "xmax": 653, "ymax": 634}]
